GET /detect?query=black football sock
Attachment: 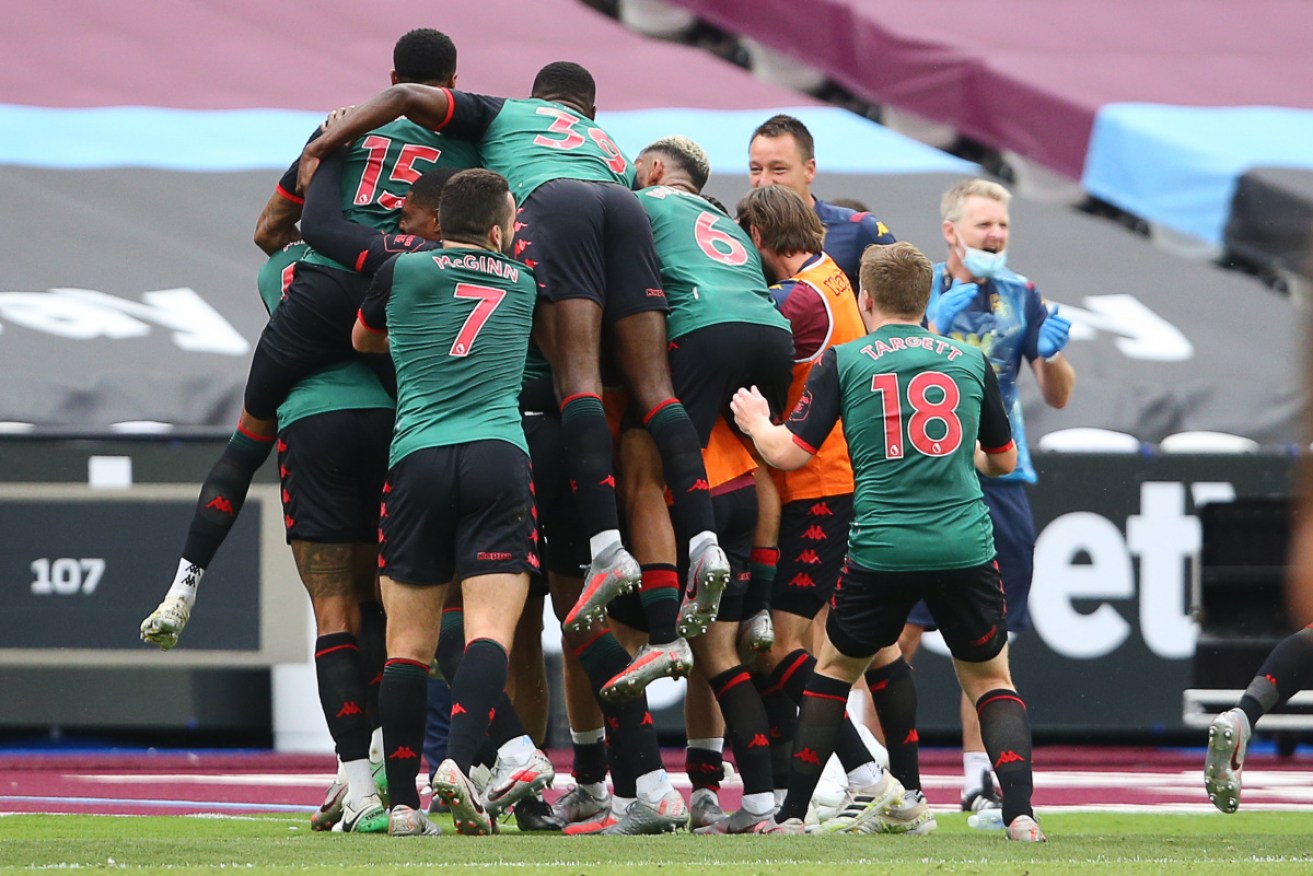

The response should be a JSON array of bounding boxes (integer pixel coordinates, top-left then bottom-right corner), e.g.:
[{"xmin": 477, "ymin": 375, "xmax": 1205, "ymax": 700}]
[
  {"xmin": 758, "ymin": 650, "xmax": 814, "ymax": 789},
  {"xmin": 560, "ymin": 394, "xmax": 621, "ymax": 537},
  {"xmin": 574, "ymin": 627, "xmax": 664, "ymax": 780},
  {"xmin": 644, "ymin": 400, "xmax": 715, "ymax": 537},
  {"xmin": 379, "ymin": 658, "xmax": 429, "ymax": 810},
  {"xmin": 315, "ymin": 632, "xmax": 371, "ymax": 763},
  {"xmin": 866, "ymin": 658, "xmax": 921, "ymax": 791},
  {"xmin": 572, "ymin": 737, "xmax": 609, "ymax": 786},
  {"xmin": 778, "ymin": 672, "xmax": 850, "ymax": 822},
  {"xmin": 976, "ymin": 688, "xmax": 1035, "ymax": 825},
  {"xmin": 760, "ymin": 687, "xmax": 797, "ymax": 790},
  {"xmin": 357, "ymin": 600, "xmax": 387, "ymax": 725},
  {"xmin": 743, "ymin": 546, "xmax": 778, "ymax": 617},
  {"xmin": 182, "ymin": 428, "xmax": 273, "ymax": 566},
  {"xmin": 486, "ymin": 692, "xmax": 530, "ymax": 748},
  {"xmin": 711, "ymin": 666, "xmax": 773, "ymax": 796},
  {"xmin": 773, "ymin": 648, "xmax": 817, "ymax": 704},
  {"xmin": 640, "ymin": 563, "xmax": 680, "ymax": 645},
  {"xmin": 446, "ymin": 639, "xmax": 510, "ymax": 774},
  {"xmin": 1240, "ymin": 628, "xmax": 1313, "ymax": 726},
  {"xmin": 435, "ymin": 607, "xmax": 465, "ymax": 683},
  {"xmin": 685, "ymin": 745, "xmax": 724, "ymax": 794}
]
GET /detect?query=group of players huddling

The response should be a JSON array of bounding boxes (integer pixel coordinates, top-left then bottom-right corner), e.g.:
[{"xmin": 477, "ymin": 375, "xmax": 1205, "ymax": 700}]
[{"xmin": 140, "ymin": 28, "xmax": 1054, "ymax": 842}]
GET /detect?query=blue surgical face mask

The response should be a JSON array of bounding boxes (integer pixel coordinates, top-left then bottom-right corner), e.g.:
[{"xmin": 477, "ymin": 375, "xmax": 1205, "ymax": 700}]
[{"xmin": 961, "ymin": 244, "xmax": 1007, "ymax": 279}]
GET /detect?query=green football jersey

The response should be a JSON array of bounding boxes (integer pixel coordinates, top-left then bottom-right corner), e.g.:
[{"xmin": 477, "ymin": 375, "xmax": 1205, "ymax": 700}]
[
  {"xmin": 796, "ymin": 325, "xmax": 1009, "ymax": 572},
  {"xmin": 255, "ymin": 242, "xmax": 394, "ymax": 429},
  {"xmin": 478, "ymin": 98, "xmax": 635, "ymax": 204},
  {"xmin": 303, "ymin": 120, "xmax": 479, "ymax": 269},
  {"xmin": 638, "ymin": 186, "xmax": 791, "ymax": 339},
  {"xmin": 380, "ymin": 248, "xmax": 537, "ymax": 466}
]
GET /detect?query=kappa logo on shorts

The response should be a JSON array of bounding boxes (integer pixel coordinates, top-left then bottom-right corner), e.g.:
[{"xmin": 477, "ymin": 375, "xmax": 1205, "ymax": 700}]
[
  {"xmin": 599, "ymin": 474, "xmax": 616, "ymax": 488},
  {"xmin": 808, "ymin": 501, "xmax": 833, "ymax": 517},
  {"xmin": 688, "ymin": 479, "xmax": 710, "ymax": 492},
  {"xmin": 789, "ymin": 572, "xmax": 816, "ymax": 589},
  {"xmin": 451, "ymin": 703, "xmax": 468, "ymax": 716},
  {"xmin": 748, "ymin": 733, "xmax": 769, "ymax": 748},
  {"xmin": 641, "ymin": 712, "xmax": 655, "ymax": 726},
  {"xmin": 514, "ymin": 238, "xmax": 531, "ymax": 257},
  {"xmin": 284, "ymin": 514, "xmax": 295, "ymax": 529},
  {"xmin": 904, "ymin": 729, "xmax": 919, "ymax": 744},
  {"xmin": 794, "ymin": 549, "xmax": 822, "ymax": 565},
  {"xmin": 281, "ymin": 488, "xmax": 290, "ymax": 504},
  {"xmin": 389, "ymin": 746, "xmax": 419, "ymax": 760},
  {"xmin": 477, "ymin": 551, "xmax": 513, "ymax": 561},
  {"xmin": 277, "ymin": 439, "xmax": 287, "ymax": 453},
  {"xmin": 801, "ymin": 525, "xmax": 827, "ymax": 541},
  {"xmin": 279, "ymin": 464, "xmax": 289, "ymax": 478},
  {"xmin": 528, "ymin": 553, "xmax": 541, "ymax": 569},
  {"xmin": 336, "ymin": 701, "xmax": 363, "ymax": 718}
]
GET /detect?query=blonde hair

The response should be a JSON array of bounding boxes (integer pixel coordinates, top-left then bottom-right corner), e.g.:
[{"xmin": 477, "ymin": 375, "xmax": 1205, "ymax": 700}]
[
  {"xmin": 859, "ymin": 242, "xmax": 933, "ymax": 319},
  {"xmin": 642, "ymin": 135, "xmax": 711, "ymax": 191},
  {"xmin": 940, "ymin": 179, "xmax": 1011, "ymax": 224}
]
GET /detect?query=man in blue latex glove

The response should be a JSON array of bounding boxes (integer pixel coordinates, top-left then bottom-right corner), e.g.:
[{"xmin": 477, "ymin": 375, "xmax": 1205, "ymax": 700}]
[{"xmin": 900, "ymin": 179, "xmax": 1076, "ymax": 822}]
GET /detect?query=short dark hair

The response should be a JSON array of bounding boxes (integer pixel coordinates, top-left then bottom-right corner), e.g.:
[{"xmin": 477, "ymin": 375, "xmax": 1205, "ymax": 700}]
[
  {"xmin": 531, "ymin": 61, "xmax": 596, "ymax": 106},
  {"xmin": 439, "ymin": 169, "xmax": 512, "ymax": 244},
  {"xmin": 407, "ymin": 166, "xmax": 459, "ymax": 211},
  {"xmin": 750, "ymin": 114, "xmax": 815, "ymax": 163},
  {"xmin": 859, "ymin": 242, "xmax": 933, "ymax": 319},
  {"xmin": 701, "ymin": 194, "xmax": 729, "ymax": 216},
  {"xmin": 737, "ymin": 185, "xmax": 824, "ymax": 256},
  {"xmin": 393, "ymin": 28, "xmax": 457, "ymax": 84}
]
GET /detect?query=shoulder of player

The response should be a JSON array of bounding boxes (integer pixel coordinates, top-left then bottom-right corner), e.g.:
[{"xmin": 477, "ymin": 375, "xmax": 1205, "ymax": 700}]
[{"xmin": 814, "ymin": 199, "xmax": 890, "ymax": 235}]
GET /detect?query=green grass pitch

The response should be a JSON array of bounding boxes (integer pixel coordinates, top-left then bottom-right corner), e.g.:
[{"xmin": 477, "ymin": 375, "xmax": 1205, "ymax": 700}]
[{"xmin": 2, "ymin": 811, "xmax": 1311, "ymax": 874}]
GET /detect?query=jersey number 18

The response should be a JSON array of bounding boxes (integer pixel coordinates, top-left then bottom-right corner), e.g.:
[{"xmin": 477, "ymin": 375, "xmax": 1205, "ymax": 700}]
[{"xmin": 870, "ymin": 371, "xmax": 963, "ymax": 459}]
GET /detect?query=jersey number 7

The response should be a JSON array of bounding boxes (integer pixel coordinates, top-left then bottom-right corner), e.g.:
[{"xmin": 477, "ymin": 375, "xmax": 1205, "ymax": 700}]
[
  {"xmin": 449, "ymin": 283, "xmax": 506, "ymax": 357},
  {"xmin": 870, "ymin": 372, "xmax": 963, "ymax": 458}
]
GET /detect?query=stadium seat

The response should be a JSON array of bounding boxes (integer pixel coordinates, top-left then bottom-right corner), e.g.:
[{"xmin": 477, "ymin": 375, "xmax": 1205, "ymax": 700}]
[
  {"xmin": 1158, "ymin": 431, "xmax": 1260, "ymax": 454},
  {"xmin": 1036, "ymin": 427, "xmax": 1142, "ymax": 454}
]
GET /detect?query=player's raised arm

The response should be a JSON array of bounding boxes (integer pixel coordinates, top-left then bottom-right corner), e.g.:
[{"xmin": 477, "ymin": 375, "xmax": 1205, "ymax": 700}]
[{"xmin": 300, "ymin": 84, "xmax": 453, "ymax": 189}]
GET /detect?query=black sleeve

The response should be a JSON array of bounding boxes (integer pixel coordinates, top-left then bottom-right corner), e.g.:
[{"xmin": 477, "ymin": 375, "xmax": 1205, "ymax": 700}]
[
  {"xmin": 301, "ymin": 149, "xmax": 377, "ymax": 269},
  {"xmin": 437, "ymin": 90, "xmax": 507, "ymax": 141},
  {"xmin": 785, "ymin": 347, "xmax": 842, "ymax": 454},
  {"xmin": 275, "ymin": 127, "xmax": 322, "ymax": 201},
  {"xmin": 302, "ymin": 151, "xmax": 439, "ymax": 274},
  {"xmin": 358, "ymin": 255, "xmax": 398, "ymax": 334},
  {"xmin": 977, "ymin": 361, "xmax": 1014, "ymax": 451}
]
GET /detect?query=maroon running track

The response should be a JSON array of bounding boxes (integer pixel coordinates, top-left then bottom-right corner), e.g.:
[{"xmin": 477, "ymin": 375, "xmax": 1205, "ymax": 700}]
[{"xmin": 2, "ymin": 747, "xmax": 1311, "ymax": 817}]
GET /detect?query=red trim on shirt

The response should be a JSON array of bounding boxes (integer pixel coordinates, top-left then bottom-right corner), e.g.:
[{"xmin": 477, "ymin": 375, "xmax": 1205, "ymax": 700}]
[
  {"xmin": 275, "ymin": 183, "xmax": 304, "ymax": 205},
  {"xmin": 981, "ymin": 439, "xmax": 1015, "ymax": 455},
  {"xmin": 791, "ymin": 433, "xmax": 819, "ymax": 455},
  {"xmin": 436, "ymin": 87, "xmax": 456, "ymax": 130},
  {"xmin": 356, "ymin": 308, "xmax": 386, "ymax": 334}
]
